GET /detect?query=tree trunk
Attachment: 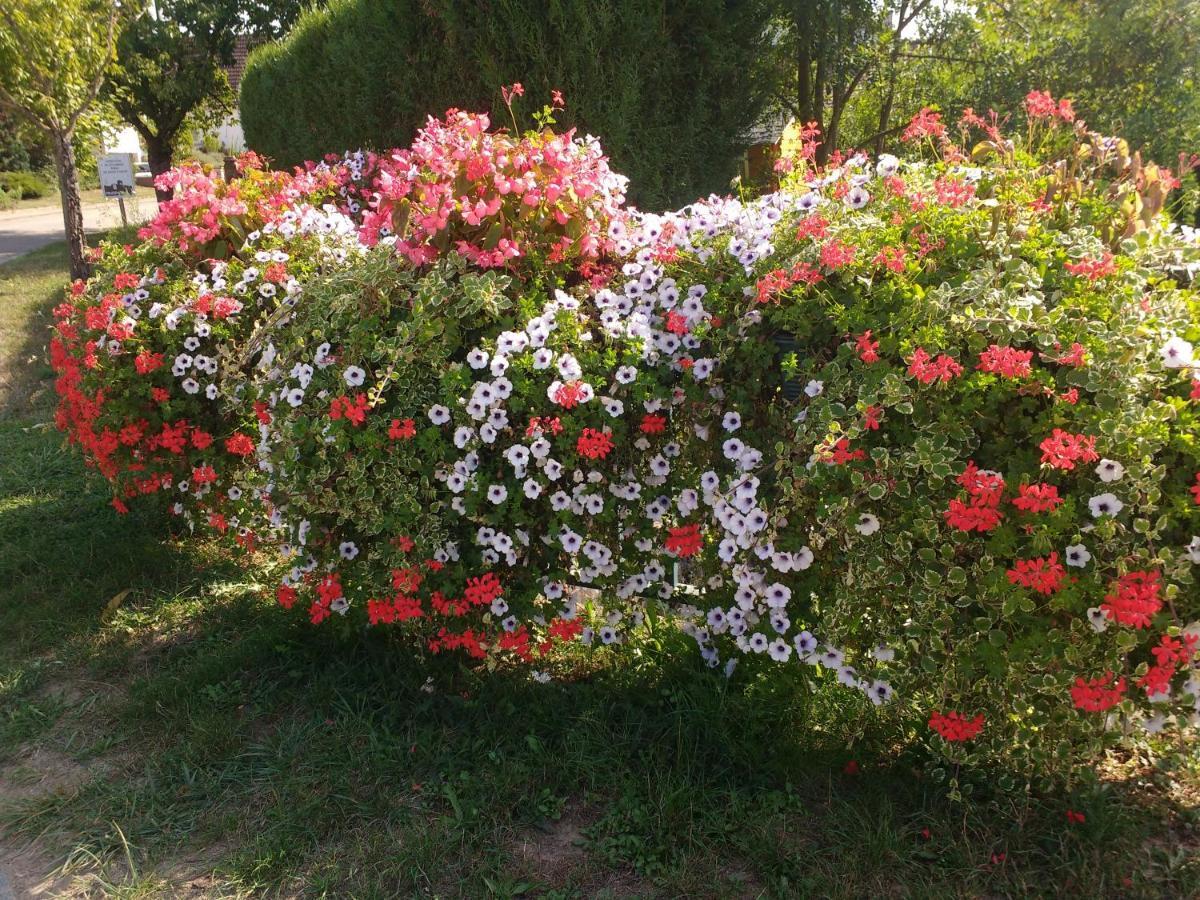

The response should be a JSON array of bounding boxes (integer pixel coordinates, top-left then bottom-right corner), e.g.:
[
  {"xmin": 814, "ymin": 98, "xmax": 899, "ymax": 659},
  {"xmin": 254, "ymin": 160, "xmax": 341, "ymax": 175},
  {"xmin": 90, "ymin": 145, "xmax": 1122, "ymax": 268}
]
[
  {"xmin": 813, "ymin": 56, "xmax": 828, "ymax": 164},
  {"xmin": 50, "ymin": 128, "xmax": 89, "ymax": 281},
  {"xmin": 797, "ymin": 45, "xmax": 812, "ymax": 123},
  {"xmin": 146, "ymin": 135, "xmax": 175, "ymax": 203},
  {"xmin": 875, "ymin": 1, "xmax": 910, "ymax": 156}
]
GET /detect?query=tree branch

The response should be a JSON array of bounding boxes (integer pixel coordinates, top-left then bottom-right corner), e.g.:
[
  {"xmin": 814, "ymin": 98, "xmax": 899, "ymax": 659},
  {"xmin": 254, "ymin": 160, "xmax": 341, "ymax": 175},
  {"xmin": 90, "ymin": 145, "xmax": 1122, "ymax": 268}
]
[{"xmin": 66, "ymin": 0, "xmax": 126, "ymax": 134}]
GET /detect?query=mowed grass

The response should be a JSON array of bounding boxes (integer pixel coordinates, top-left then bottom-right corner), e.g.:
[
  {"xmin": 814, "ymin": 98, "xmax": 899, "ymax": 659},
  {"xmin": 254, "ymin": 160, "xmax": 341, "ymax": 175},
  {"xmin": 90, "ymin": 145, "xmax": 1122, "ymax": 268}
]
[{"xmin": 1, "ymin": 242, "xmax": 1198, "ymax": 898}]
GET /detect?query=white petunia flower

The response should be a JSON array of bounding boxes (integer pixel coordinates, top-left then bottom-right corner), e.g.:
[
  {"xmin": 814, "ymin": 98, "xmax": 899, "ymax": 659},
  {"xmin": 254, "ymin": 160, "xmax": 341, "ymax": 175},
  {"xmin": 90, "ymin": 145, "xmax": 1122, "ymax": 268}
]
[
  {"xmin": 1095, "ymin": 459, "xmax": 1124, "ymax": 482},
  {"xmin": 845, "ymin": 186, "xmax": 870, "ymax": 209},
  {"xmin": 1064, "ymin": 544, "xmax": 1091, "ymax": 567},
  {"xmin": 428, "ymin": 404, "xmax": 451, "ymax": 425},
  {"xmin": 866, "ymin": 680, "xmax": 894, "ymax": 706},
  {"xmin": 1160, "ymin": 335, "xmax": 1194, "ymax": 369},
  {"xmin": 1185, "ymin": 536, "xmax": 1200, "ymax": 564},
  {"xmin": 1088, "ymin": 492, "xmax": 1123, "ymax": 518},
  {"xmin": 794, "ymin": 546, "xmax": 814, "ymax": 570},
  {"xmin": 854, "ymin": 513, "xmax": 880, "ymax": 536}
]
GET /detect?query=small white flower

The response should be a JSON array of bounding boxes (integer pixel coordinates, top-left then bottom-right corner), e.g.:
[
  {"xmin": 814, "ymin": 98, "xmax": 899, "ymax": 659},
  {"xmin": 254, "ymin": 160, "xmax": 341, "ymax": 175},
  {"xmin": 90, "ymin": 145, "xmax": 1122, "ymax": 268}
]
[
  {"xmin": 615, "ymin": 365, "xmax": 638, "ymax": 384},
  {"xmin": 1086, "ymin": 607, "xmax": 1109, "ymax": 633},
  {"xmin": 854, "ymin": 513, "xmax": 880, "ymax": 536},
  {"xmin": 486, "ymin": 484, "xmax": 508, "ymax": 505},
  {"xmin": 793, "ymin": 631, "xmax": 817, "ymax": 654},
  {"xmin": 804, "ymin": 380, "xmax": 823, "ymax": 398},
  {"xmin": 466, "ymin": 348, "xmax": 489, "ymax": 370},
  {"xmin": 428, "ymin": 404, "xmax": 451, "ymax": 425},
  {"xmin": 768, "ymin": 638, "xmax": 792, "ymax": 662},
  {"xmin": 845, "ymin": 186, "xmax": 871, "ymax": 209},
  {"xmin": 722, "ymin": 411, "xmax": 741, "ymax": 432},
  {"xmin": 1095, "ymin": 459, "xmax": 1124, "ymax": 483},
  {"xmin": 1064, "ymin": 544, "xmax": 1091, "ymax": 567},
  {"xmin": 1160, "ymin": 335, "xmax": 1194, "ymax": 369},
  {"xmin": 876, "ymin": 153, "xmax": 899, "ymax": 177},
  {"xmin": 338, "ymin": 541, "xmax": 359, "ymax": 560},
  {"xmin": 867, "ymin": 680, "xmax": 893, "ymax": 706},
  {"xmin": 870, "ymin": 645, "xmax": 894, "ymax": 662},
  {"xmin": 794, "ymin": 546, "xmax": 814, "ymax": 570},
  {"xmin": 1185, "ymin": 536, "xmax": 1200, "ymax": 564},
  {"xmin": 1088, "ymin": 492, "xmax": 1123, "ymax": 518}
]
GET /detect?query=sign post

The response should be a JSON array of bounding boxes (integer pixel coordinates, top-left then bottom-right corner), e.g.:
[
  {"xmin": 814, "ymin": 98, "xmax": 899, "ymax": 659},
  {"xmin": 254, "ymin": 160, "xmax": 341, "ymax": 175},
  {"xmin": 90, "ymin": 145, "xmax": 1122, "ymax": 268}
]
[{"xmin": 98, "ymin": 153, "xmax": 136, "ymax": 226}]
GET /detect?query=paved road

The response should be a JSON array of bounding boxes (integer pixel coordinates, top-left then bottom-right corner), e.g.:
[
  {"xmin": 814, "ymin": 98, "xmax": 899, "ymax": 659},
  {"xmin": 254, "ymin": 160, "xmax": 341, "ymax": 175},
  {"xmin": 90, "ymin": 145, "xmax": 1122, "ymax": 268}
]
[{"xmin": 0, "ymin": 197, "xmax": 157, "ymax": 266}]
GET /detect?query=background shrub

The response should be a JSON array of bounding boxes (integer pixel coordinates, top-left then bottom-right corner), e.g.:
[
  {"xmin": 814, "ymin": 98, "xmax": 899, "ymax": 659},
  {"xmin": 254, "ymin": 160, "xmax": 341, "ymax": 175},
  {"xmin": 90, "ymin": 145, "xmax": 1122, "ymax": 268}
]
[
  {"xmin": 0, "ymin": 170, "xmax": 52, "ymax": 199},
  {"xmin": 239, "ymin": 0, "xmax": 773, "ymax": 208}
]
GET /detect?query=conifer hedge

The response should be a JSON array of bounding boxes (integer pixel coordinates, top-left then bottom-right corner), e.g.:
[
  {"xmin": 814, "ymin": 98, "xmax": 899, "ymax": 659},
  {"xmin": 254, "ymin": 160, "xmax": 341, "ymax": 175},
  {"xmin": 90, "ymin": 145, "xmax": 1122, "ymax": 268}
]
[{"xmin": 238, "ymin": 0, "xmax": 771, "ymax": 208}]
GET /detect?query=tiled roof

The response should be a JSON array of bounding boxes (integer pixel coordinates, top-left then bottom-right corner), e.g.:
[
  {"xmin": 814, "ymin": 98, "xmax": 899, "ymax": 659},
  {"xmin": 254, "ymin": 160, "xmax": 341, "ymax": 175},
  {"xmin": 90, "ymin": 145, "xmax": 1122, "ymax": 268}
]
[{"xmin": 225, "ymin": 35, "xmax": 256, "ymax": 93}]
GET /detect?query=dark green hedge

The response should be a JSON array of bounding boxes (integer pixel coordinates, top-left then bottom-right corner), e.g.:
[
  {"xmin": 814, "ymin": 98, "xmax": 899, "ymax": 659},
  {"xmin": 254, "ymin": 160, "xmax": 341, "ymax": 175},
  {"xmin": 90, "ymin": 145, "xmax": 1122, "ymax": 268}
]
[{"xmin": 239, "ymin": 0, "xmax": 771, "ymax": 208}]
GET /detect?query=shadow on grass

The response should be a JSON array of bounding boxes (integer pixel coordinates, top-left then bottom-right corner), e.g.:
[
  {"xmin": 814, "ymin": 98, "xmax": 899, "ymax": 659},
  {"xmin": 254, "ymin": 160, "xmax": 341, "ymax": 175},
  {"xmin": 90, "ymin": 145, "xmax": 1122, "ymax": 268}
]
[{"xmin": 3, "ymin": 565, "xmax": 1198, "ymax": 898}]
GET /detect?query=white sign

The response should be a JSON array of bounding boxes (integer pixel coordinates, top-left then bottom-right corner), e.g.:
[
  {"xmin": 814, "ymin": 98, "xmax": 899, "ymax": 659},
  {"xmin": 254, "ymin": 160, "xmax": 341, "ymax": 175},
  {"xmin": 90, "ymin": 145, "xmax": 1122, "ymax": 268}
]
[{"xmin": 99, "ymin": 153, "xmax": 136, "ymax": 198}]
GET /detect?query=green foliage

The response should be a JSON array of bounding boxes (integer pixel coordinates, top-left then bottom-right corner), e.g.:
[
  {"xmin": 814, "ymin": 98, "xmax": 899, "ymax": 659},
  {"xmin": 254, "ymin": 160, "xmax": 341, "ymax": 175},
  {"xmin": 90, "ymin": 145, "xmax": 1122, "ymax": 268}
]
[
  {"xmin": 967, "ymin": 0, "xmax": 1200, "ymax": 169},
  {"xmin": 0, "ymin": 169, "xmax": 52, "ymax": 199},
  {"xmin": 239, "ymin": 0, "xmax": 773, "ymax": 208},
  {"xmin": 0, "ymin": 109, "xmax": 52, "ymax": 172},
  {"xmin": 0, "ymin": 0, "xmax": 128, "ymax": 136}
]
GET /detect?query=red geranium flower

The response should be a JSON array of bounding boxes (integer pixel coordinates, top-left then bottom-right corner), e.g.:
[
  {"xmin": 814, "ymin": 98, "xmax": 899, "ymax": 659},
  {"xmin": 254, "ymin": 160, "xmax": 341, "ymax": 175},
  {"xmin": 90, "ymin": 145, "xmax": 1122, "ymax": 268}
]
[
  {"xmin": 665, "ymin": 523, "xmax": 703, "ymax": 558},
  {"xmin": 1100, "ymin": 570, "xmax": 1162, "ymax": 629},
  {"xmin": 389, "ymin": 418, "xmax": 416, "ymax": 440},
  {"xmin": 577, "ymin": 428, "xmax": 615, "ymax": 459},
  {"xmin": 1070, "ymin": 672, "xmax": 1126, "ymax": 712},
  {"xmin": 639, "ymin": 414, "xmax": 667, "ymax": 434},
  {"xmin": 1006, "ymin": 552, "xmax": 1066, "ymax": 595},
  {"xmin": 1011, "ymin": 483, "xmax": 1062, "ymax": 513},
  {"xmin": 1038, "ymin": 429, "xmax": 1098, "ymax": 471},
  {"xmin": 928, "ymin": 710, "xmax": 984, "ymax": 742},
  {"xmin": 224, "ymin": 433, "xmax": 255, "ymax": 457}
]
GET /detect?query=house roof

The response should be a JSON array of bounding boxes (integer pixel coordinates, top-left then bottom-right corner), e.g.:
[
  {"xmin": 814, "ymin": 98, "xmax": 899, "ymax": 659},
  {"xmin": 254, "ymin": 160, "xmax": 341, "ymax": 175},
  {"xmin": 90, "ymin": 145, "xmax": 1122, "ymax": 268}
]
[
  {"xmin": 744, "ymin": 110, "xmax": 790, "ymax": 147},
  {"xmin": 225, "ymin": 35, "xmax": 255, "ymax": 93}
]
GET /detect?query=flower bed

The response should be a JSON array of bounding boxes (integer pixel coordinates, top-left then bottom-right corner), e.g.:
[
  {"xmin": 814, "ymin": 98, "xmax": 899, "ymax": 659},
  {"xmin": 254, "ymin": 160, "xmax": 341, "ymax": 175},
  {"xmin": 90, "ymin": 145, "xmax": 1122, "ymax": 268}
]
[{"xmin": 51, "ymin": 91, "xmax": 1200, "ymax": 779}]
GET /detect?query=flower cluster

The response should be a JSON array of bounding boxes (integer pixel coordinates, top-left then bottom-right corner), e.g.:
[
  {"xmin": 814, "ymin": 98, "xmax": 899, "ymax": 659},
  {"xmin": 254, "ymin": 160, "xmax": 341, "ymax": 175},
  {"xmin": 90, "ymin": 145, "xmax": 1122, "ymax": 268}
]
[
  {"xmin": 358, "ymin": 103, "xmax": 627, "ymax": 270},
  {"xmin": 52, "ymin": 95, "xmax": 1200, "ymax": 777}
]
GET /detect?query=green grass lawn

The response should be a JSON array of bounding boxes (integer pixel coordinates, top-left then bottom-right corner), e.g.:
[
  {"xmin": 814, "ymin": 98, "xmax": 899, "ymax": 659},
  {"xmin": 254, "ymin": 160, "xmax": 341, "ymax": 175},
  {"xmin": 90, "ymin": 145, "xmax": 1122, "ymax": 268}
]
[
  {"xmin": 1, "ymin": 241, "xmax": 1198, "ymax": 898},
  {"xmin": 0, "ymin": 187, "xmax": 125, "ymax": 212}
]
